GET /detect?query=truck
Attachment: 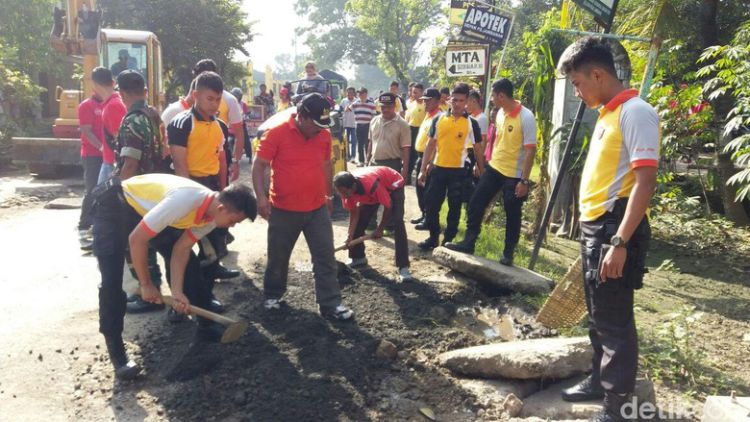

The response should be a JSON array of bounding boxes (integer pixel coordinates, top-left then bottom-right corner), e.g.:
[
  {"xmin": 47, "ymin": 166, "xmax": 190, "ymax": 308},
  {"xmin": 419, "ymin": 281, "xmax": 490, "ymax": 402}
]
[{"xmin": 12, "ymin": 0, "xmax": 164, "ymax": 177}]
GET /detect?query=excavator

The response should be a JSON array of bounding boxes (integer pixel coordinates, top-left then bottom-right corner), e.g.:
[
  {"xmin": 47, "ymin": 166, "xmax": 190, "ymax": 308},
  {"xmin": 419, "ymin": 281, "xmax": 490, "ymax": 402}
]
[{"xmin": 12, "ymin": 0, "xmax": 164, "ymax": 177}]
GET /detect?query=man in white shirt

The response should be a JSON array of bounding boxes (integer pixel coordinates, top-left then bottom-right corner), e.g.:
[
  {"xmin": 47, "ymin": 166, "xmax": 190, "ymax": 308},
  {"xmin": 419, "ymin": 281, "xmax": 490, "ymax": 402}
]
[{"xmin": 340, "ymin": 87, "xmax": 358, "ymax": 162}]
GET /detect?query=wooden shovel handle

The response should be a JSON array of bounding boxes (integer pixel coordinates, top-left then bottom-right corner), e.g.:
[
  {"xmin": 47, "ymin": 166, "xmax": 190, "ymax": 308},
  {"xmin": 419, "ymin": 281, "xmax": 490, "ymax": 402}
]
[
  {"xmin": 334, "ymin": 235, "xmax": 372, "ymax": 252},
  {"xmin": 162, "ymin": 295, "xmax": 237, "ymax": 326}
]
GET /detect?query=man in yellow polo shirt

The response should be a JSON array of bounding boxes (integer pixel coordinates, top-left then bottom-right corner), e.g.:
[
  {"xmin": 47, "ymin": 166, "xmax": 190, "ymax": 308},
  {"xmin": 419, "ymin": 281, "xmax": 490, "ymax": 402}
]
[
  {"xmin": 411, "ymin": 87, "xmax": 442, "ymax": 226},
  {"xmin": 92, "ymin": 173, "xmax": 256, "ymax": 379},
  {"xmin": 405, "ymin": 83, "xmax": 426, "ymax": 183},
  {"xmin": 417, "ymin": 83, "xmax": 485, "ymax": 249},
  {"xmin": 168, "ymin": 71, "xmax": 239, "ymax": 308},
  {"xmin": 557, "ymin": 37, "xmax": 659, "ymax": 422},
  {"xmin": 445, "ymin": 79, "xmax": 536, "ymax": 266}
]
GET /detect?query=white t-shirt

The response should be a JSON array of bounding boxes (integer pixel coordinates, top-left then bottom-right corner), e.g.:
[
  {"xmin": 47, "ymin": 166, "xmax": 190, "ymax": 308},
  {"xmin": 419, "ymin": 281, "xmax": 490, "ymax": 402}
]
[
  {"xmin": 161, "ymin": 99, "xmax": 190, "ymax": 125},
  {"xmin": 222, "ymin": 90, "xmax": 244, "ymax": 126},
  {"xmin": 340, "ymin": 98, "xmax": 357, "ymax": 128},
  {"xmin": 471, "ymin": 112, "xmax": 489, "ymax": 136}
]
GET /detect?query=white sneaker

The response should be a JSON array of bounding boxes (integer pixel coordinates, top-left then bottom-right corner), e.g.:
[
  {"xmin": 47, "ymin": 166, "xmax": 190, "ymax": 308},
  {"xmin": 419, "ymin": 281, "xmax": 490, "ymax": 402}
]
[
  {"xmin": 263, "ymin": 298, "xmax": 283, "ymax": 310},
  {"xmin": 398, "ymin": 267, "xmax": 413, "ymax": 282},
  {"xmin": 347, "ymin": 257, "xmax": 368, "ymax": 268}
]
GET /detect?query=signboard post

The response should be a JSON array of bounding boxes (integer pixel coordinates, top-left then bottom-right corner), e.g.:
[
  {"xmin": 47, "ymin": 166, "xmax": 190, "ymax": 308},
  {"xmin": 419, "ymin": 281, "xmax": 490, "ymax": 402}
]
[
  {"xmin": 460, "ymin": 5, "xmax": 513, "ymax": 45},
  {"xmin": 445, "ymin": 44, "xmax": 488, "ymax": 77}
]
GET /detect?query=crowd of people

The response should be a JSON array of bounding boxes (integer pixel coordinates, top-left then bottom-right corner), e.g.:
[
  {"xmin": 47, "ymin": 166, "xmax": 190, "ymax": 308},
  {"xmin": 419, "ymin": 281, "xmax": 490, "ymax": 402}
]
[{"xmin": 75, "ymin": 37, "xmax": 658, "ymax": 422}]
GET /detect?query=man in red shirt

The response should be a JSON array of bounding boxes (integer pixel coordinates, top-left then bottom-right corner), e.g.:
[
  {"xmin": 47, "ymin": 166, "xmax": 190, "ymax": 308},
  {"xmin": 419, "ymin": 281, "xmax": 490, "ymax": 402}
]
[
  {"xmin": 333, "ymin": 167, "xmax": 412, "ymax": 282},
  {"xmin": 98, "ymin": 68, "xmax": 126, "ymax": 184},
  {"xmin": 77, "ymin": 68, "xmax": 107, "ymax": 244},
  {"xmin": 252, "ymin": 93, "xmax": 354, "ymax": 321}
]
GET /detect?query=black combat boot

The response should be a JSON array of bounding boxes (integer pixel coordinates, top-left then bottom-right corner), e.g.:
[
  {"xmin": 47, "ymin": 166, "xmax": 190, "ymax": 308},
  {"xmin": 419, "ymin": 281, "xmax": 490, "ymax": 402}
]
[
  {"xmin": 590, "ymin": 392, "xmax": 630, "ymax": 422},
  {"xmin": 104, "ymin": 335, "xmax": 140, "ymax": 380},
  {"xmin": 562, "ymin": 375, "xmax": 605, "ymax": 402}
]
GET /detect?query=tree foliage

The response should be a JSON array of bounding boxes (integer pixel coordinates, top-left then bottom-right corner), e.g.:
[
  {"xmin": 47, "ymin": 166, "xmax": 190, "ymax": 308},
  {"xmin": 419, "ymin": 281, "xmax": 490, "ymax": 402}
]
[
  {"xmin": 296, "ymin": 0, "xmax": 441, "ymax": 84},
  {"xmin": 99, "ymin": 0, "xmax": 253, "ymax": 95},
  {"xmin": 698, "ymin": 20, "xmax": 750, "ymax": 201}
]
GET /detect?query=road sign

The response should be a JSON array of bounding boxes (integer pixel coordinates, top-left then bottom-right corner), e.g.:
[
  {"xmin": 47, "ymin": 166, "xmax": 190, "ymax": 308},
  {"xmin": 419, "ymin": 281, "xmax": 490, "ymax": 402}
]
[
  {"xmin": 460, "ymin": 5, "xmax": 512, "ymax": 46},
  {"xmin": 445, "ymin": 44, "xmax": 487, "ymax": 77},
  {"xmin": 571, "ymin": 0, "xmax": 617, "ymax": 27},
  {"xmin": 449, "ymin": 0, "xmax": 496, "ymax": 26}
]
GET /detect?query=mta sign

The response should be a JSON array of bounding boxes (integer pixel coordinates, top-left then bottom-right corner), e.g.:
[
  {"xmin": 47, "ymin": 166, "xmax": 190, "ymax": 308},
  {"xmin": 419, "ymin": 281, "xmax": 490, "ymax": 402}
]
[{"xmin": 445, "ymin": 45, "xmax": 487, "ymax": 77}]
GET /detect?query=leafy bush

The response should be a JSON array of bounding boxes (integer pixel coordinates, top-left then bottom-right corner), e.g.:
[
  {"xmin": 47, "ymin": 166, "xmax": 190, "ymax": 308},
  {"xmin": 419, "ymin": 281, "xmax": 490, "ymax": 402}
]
[{"xmin": 0, "ymin": 44, "xmax": 45, "ymax": 165}]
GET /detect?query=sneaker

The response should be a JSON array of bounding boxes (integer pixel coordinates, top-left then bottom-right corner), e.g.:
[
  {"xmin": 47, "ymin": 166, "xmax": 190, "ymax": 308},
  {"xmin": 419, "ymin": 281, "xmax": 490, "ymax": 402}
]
[
  {"xmin": 263, "ymin": 298, "xmax": 284, "ymax": 310},
  {"xmin": 410, "ymin": 215, "xmax": 424, "ymax": 225},
  {"xmin": 346, "ymin": 257, "xmax": 368, "ymax": 268},
  {"xmin": 500, "ymin": 255, "xmax": 514, "ymax": 266},
  {"xmin": 398, "ymin": 267, "xmax": 413, "ymax": 282},
  {"xmin": 414, "ymin": 222, "xmax": 429, "ymax": 231},
  {"xmin": 320, "ymin": 304, "xmax": 354, "ymax": 321}
]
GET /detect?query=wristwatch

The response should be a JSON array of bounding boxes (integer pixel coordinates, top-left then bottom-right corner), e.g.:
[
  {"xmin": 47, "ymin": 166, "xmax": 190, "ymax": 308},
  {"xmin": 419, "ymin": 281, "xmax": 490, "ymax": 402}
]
[
  {"xmin": 519, "ymin": 179, "xmax": 530, "ymax": 186},
  {"xmin": 610, "ymin": 235, "xmax": 628, "ymax": 248}
]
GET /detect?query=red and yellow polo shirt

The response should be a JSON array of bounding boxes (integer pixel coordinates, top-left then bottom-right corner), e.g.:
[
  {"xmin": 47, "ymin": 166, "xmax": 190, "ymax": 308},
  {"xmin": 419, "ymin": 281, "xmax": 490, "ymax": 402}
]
[
  {"xmin": 579, "ymin": 89, "xmax": 660, "ymax": 222},
  {"xmin": 415, "ymin": 109, "xmax": 442, "ymax": 153},
  {"xmin": 489, "ymin": 101, "xmax": 537, "ymax": 178},
  {"xmin": 122, "ymin": 173, "xmax": 216, "ymax": 242},
  {"xmin": 341, "ymin": 166, "xmax": 405, "ymax": 210}
]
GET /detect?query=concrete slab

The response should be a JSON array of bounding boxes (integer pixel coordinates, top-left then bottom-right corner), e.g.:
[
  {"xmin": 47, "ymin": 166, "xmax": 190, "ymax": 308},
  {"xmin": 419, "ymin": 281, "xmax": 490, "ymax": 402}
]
[
  {"xmin": 438, "ymin": 337, "xmax": 592, "ymax": 380},
  {"xmin": 702, "ymin": 395, "xmax": 750, "ymax": 422},
  {"xmin": 45, "ymin": 197, "xmax": 83, "ymax": 209},
  {"xmin": 431, "ymin": 247, "xmax": 554, "ymax": 295}
]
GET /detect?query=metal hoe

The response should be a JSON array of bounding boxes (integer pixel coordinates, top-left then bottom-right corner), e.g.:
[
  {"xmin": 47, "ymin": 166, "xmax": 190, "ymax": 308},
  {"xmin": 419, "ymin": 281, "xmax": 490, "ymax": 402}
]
[{"xmin": 162, "ymin": 296, "xmax": 249, "ymax": 344}]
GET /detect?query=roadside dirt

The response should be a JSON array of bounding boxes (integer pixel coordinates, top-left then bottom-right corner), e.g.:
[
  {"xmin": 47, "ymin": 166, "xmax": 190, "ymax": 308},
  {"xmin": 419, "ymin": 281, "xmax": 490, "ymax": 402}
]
[{"xmin": 1, "ymin": 161, "xmax": 748, "ymax": 421}]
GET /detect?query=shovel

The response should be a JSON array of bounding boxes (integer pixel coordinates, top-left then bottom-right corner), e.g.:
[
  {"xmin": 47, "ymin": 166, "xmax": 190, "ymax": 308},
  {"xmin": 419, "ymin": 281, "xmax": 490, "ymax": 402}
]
[
  {"xmin": 162, "ymin": 296, "xmax": 248, "ymax": 344},
  {"xmin": 334, "ymin": 235, "xmax": 372, "ymax": 252}
]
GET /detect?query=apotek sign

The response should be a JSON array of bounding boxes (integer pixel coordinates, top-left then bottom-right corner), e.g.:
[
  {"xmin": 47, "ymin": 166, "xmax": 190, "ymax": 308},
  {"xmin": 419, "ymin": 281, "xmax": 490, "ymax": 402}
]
[
  {"xmin": 460, "ymin": 5, "xmax": 512, "ymax": 46},
  {"xmin": 445, "ymin": 45, "xmax": 487, "ymax": 77}
]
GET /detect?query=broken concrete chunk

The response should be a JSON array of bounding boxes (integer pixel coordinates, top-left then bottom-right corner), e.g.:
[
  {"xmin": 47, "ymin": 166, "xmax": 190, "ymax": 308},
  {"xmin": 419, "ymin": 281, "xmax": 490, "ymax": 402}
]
[
  {"xmin": 502, "ymin": 393, "xmax": 524, "ymax": 418},
  {"xmin": 438, "ymin": 337, "xmax": 592, "ymax": 380},
  {"xmin": 375, "ymin": 340, "xmax": 398, "ymax": 360},
  {"xmin": 45, "ymin": 197, "xmax": 82, "ymax": 209},
  {"xmin": 431, "ymin": 247, "xmax": 554, "ymax": 295},
  {"xmin": 458, "ymin": 378, "xmax": 540, "ymax": 409}
]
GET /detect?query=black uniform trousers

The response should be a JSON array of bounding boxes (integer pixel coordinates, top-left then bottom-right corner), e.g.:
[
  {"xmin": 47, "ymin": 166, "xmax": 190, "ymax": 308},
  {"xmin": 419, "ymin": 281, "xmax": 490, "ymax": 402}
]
[
  {"xmin": 407, "ymin": 126, "xmax": 419, "ymax": 182},
  {"xmin": 424, "ymin": 166, "xmax": 465, "ymax": 241},
  {"xmin": 464, "ymin": 166, "xmax": 525, "ymax": 257},
  {"xmin": 579, "ymin": 198, "xmax": 650, "ymax": 394},
  {"xmin": 190, "ymin": 174, "xmax": 228, "ymax": 280},
  {"xmin": 93, "ymin": 181, "xmax": 211, "ymax": 339},
  {"xmin": 349, "ymin": 187, "xmax": 409, "ymax": 269},
  {"xmin": 414, "ymin": 152, "xmax": 431, "ymax": 215},
  {"xmin": 355, "ymin": 123, "xmax": 370, "ymax": 164}
]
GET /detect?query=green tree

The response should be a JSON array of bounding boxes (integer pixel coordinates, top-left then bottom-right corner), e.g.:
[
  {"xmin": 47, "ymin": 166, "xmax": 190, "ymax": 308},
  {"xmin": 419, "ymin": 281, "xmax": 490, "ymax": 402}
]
[
  {"xmin": 698, "ymin": 20, "xmax": 750, "ymax": 206},
  {"xmin": 296, "ymin": 0, "xmax": 441, "ymax": 85},
  {"xmin": 99, "ymin": 0, "xmax": 253, "ymax": 95}
]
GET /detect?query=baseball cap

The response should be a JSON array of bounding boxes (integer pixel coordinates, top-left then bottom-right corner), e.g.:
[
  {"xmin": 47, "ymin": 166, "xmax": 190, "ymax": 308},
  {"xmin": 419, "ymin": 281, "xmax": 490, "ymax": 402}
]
[
  {"xmin": 378, "ymin": 92, "xmax": 397, "ymax": 105},
  {"xmin": 299, "ymin": 93, "xmax": 333, "ymax": 128},
  {"xmin": 420, "ymin": 87, "xmax": 440, "ymax": 100},
  {"xmin": 116, "ymin": 70, "xmax": 145, "ymax": 92}
]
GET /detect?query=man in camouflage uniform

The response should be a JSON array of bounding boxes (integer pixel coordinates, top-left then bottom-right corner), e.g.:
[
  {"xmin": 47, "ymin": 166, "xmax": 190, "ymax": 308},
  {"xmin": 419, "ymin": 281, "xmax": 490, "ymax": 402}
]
[{"xmin": 112, "ymin": 70, "xmax": 172, "ymax": 315}]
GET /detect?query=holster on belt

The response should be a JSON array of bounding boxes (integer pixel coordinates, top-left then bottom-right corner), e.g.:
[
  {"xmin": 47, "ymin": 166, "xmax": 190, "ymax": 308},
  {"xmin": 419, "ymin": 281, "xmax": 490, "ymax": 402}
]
[{"xmin": 581, "ymin": 198, "xmax": 650, "ymax": 290}]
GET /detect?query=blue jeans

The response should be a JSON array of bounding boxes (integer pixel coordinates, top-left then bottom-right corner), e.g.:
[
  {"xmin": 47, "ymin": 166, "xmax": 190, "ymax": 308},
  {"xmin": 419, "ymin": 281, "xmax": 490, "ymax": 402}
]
[
  {"xmin": 345, "ymin": 127, "xmax": 357, "ymax": 160},
  {"xmin": 97, "ymin": 163, "xmax": 115, "ymax": 185}
]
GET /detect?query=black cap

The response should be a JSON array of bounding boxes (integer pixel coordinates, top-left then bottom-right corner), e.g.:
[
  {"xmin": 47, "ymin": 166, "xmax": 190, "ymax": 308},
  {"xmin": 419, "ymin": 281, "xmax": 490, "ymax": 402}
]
[
  {"xmin": 299, "ymin": 93, "xmax": 333, "ymax": 128},
  {"xmin": 378, "ymin": 92, "xmax": 397, "ymax": 105},
  {"xmin": 420, "ymin": 87, "xmax": 440, "ymax": 100},
  {"xmin": 116, "ymin": 70, "xmax": 145, "ymax": 92}
]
